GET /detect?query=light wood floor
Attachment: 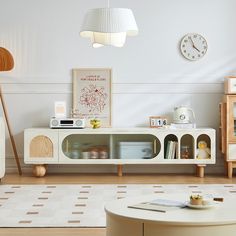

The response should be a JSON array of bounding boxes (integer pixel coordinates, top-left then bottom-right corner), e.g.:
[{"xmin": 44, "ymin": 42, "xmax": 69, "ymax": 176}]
[{"xmin": 0, "ymin": 173, "xmax": 235, "ymax": 236}]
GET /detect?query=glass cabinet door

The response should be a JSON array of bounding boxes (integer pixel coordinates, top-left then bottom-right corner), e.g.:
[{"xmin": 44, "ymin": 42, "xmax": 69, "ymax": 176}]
[
  {"xmin": 112, "ymin": 134, "xmax": 160, "ymax": 160},
  {"xmin": 228, "ymin": 96, "xmax": 236, "ymax": 142},
  {"xmin": 61, "ymin": 134, "xmax": 110, "ymax": 160},
  {"xmin": 61, "ymin": 133, "xmax": 161, "ymax": 160}
]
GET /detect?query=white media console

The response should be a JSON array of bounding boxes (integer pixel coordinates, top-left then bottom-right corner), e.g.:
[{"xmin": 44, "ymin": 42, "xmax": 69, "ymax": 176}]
[{"xmin": 24, "ymin": 127, "xmax": 215, "ymax": 177}]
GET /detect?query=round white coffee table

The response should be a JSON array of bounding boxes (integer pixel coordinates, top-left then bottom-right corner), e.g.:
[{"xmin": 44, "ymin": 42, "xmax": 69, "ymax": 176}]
[{"xmin": 105, "ymin": 194, "xmax": 236, "ymax": 236}]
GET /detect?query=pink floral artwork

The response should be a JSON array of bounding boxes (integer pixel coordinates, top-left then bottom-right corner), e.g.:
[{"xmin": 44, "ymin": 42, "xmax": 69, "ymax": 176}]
[
  {"xmin": 79, "ymin": 84, "xmax": 108, "ymax": 113},
  {"xmin": 73, "ymin": 68, "xmax": 112, "ymax": 127}
]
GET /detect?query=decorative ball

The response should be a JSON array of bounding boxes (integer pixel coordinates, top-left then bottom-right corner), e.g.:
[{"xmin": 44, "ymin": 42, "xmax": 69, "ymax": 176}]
[{"xmin": 33, "ymin": 165, "xmax": 46, "ymax": 177}]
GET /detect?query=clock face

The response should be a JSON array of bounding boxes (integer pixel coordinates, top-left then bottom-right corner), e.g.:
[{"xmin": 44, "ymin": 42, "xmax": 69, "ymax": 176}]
[{"xmin": 180, "ymin": 33, "xmax": 208, "ymax": 61}]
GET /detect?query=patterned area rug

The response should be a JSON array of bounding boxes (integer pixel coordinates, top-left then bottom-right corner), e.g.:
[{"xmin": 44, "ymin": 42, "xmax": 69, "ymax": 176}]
[{"xmin": 0, "ymin": 184, "xmax": 236, "ymax": 227}]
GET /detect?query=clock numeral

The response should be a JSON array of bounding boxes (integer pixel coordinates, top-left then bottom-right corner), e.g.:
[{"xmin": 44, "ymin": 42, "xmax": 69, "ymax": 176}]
[
  {"xmin": 182, "ymin": 44, "xmax": 185, "ymax": 48},
  {"xmin": 192, "ymin": 56, "xmax": 195, "ymax": 59},
  {"xmin": 202, "ymin": 51, "xmax": 205, "ymax": 54},
  {"xmin": 184, "ymin": 40, "xmax": 188, "ymax": 43},
  {"xmin": 184, "ymin": 50, "xmax": 186, "ymax": 53},
  {"xmin": 194, "ymin": 35, "xmax": 197, "ymax": 38},
  {"xmin": 198, "ymin": 54, "xmax": 201, "ymax": 57},
  {"xmin": 204, "ymin": 46, "xmax": 207, "ymax": 49}
]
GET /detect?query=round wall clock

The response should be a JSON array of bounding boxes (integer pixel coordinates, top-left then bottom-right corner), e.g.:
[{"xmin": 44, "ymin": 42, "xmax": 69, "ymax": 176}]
[{"xmin": 180, "ymin": 33, "xmax": 208, "ymax": 61}]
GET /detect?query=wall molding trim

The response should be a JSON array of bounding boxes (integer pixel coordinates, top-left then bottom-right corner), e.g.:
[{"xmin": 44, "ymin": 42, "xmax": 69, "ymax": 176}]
[{"xmin": 1, "ymin": 82, "xmax": 224, "ymax": 94}]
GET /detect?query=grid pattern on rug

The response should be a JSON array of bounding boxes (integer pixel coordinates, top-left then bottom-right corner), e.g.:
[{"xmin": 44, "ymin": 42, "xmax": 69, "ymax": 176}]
[{"xmin": 0, "ymin": 184, "xmax": 235, "ymax": 227}]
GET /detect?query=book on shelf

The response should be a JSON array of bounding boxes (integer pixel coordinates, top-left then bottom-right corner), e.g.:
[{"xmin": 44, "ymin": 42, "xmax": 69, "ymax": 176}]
[
  {"xmin": 165, "ymin": 141, "xmax": 171, "ymax": 159},
  {"xmin": 165, "ymin": 141, "xmax": 178, "ymax": 159},
  {"xmin": 175, "ymin": 142, "xmax": 179, "ymax": 159},
  {"xmin": 128, "ymin": 198, "xmax": 186, "ymax": 213}
]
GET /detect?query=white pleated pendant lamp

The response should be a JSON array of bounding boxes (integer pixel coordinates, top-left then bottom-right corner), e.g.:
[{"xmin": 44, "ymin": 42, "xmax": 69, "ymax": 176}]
[{"xmin": 80, "ymin": 1, "xmax": 138, "ymax": 48}]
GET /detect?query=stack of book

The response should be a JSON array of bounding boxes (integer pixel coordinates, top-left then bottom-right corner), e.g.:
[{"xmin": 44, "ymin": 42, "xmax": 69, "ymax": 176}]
[{"xmin": 165, "ymin": 141, "xmax": 178, "ymax": 159}]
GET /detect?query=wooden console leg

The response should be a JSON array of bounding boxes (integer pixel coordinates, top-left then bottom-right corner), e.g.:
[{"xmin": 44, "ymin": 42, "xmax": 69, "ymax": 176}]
[
  {"xmin": 196, "ymin": 165, "xmax": 206, "ymax": 178},
  {"xmin": 227, "ymin": 162, "xmax": 233, "ymax": 178},
  {"xmin": 33, "ymin": 164, "xmax": 47, "ymax": 177},
  {"xmin": 117, "ymin": 165, "xmax": 123, "ymax": 177},
  {"xmin": 224, "ymin": 161, "xmax": 228, "ymax": 175}
]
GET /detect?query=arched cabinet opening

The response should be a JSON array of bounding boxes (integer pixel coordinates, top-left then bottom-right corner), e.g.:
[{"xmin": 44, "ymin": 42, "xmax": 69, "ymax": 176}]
[
  {"xmin": 196, "ymin": 134, "xmax": 211, "ymax": 159},
  {"xmin": 180, "ymin": 134, "xmax": 194, "ymax": 159},
  {"xmin": 164, "ymin": 134, "xmax": 178, "ymax": 159}
]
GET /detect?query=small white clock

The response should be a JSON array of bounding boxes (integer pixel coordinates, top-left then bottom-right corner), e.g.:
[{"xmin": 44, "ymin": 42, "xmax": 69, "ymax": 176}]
[{"xmin": 180, "ymin": 33, "xmax": 208, "ymax": 61}]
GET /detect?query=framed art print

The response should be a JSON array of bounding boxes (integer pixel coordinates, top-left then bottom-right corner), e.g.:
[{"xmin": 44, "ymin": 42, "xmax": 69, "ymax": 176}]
[{"xmin": 72, "ymin": 68, "xmax": 112, "ymax": 127}]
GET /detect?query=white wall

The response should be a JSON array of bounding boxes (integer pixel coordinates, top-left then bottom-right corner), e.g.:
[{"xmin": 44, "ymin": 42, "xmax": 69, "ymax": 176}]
[{"xmin": 0, "ymin": 0, "xmax": 235, "ymax": 174}]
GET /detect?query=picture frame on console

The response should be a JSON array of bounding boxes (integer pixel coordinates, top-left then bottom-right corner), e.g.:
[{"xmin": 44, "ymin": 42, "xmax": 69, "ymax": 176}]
[{"xmin": 72, "ymin": 68, "xmax": 112, "ymax": 127}]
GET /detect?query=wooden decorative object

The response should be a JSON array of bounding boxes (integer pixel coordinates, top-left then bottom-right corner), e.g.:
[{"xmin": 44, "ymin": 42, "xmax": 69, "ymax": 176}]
[
  {"xmin": 30, "ymin": 135, "xmax": 53, "ymax": 157},
  {"xmin": 0, "ymin": 47, "xmax": 22, "ymax": 175}
]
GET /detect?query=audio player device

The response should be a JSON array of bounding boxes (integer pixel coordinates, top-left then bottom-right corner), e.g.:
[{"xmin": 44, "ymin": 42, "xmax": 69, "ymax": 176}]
[{"xmin": 50, "ymin": 117, "xmax": 85, "ymax": 129}]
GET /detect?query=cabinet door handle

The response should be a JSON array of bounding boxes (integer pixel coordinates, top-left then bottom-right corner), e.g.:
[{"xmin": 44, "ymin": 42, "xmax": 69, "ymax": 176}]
[{"xmin": 153, "ymin": 139, "xmax": 157, "ymax": 157}]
